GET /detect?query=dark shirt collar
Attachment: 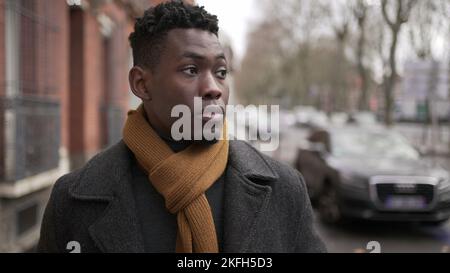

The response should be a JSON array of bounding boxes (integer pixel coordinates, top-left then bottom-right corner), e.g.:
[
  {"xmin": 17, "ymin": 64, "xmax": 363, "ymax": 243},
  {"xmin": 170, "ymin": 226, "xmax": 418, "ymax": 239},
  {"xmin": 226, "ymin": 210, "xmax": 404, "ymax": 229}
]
[
  {"xmin": 140, "ymin": 109, "xmax": 191, "ymax": 153},
  {"xmin": 147, "ymin": 117, "xmax": 221, "ymax": 153},
  {"xmin": 160, "ymin": 133, "xmax": 191, "ymax": 153}
]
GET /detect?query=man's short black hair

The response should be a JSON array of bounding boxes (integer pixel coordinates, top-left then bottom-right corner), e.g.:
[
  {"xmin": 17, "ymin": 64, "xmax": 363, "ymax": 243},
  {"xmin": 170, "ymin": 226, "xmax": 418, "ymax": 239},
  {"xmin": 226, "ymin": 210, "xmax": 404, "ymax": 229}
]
[{"xmin": 129, "ymin": 0, "xmax": 219, "ymax": 69}]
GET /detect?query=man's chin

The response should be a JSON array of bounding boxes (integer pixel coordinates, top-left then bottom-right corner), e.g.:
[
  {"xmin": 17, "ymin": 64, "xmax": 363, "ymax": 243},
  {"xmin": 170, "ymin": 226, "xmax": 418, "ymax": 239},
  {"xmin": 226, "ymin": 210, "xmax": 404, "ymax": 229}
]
[
  {"xmin": 190, "ymin": 123, "xmax": 224, "ymax": 144},
  {"xmin": 190, "ymin": 130, "xmax": 222, "ymax": 145}
]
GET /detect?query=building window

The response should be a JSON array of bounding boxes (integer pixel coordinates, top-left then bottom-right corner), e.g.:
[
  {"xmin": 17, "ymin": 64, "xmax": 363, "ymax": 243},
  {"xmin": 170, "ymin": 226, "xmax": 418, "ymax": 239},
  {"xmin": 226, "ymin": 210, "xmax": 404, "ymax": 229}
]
[{"xmin": 1, "ymin": 0, "xmax": 61, "ymax": 182}]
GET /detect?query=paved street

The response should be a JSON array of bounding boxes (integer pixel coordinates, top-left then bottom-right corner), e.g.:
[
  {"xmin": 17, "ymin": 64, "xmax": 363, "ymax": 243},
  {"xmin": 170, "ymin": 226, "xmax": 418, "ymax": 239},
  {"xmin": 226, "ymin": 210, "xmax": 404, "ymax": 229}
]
[
  {"xmin": 261, "ymin": 122, "xmax": 450, "ymax": 253},
  {"xmin": 315, "ymin": 214, "xmax": 450, "ymax": 253}
]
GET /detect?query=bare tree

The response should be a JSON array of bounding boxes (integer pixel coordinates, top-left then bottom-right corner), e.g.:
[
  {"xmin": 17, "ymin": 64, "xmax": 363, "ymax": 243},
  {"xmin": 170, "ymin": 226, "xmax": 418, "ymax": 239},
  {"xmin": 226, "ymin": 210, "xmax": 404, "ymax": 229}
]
[
  {"xmin": 353, "ymin": 0, "xmax": 369, "ymax": 111},
  {"xmin": 318, "ymin": 0, "xmax": 353, "ymax": 113},
  {"xmin": 237, "ymin": 0, "xmax": 377, "ymax": 112},
  {"xmin": 235, "ymin": 20, "xmax": 282, "ymax": 105},
  {"xmin": 381, "ymin": 0, "xmax": 417, "ymax": 126},
  {"xmin": 408, "ymin": 0, "xmax": 449, "ymax": 60},
  {"xmin": 270, "ymin": 0, "xmax": 324, "ymax": 107},
  {"xmin": 237, "ymin": 0, "xmax": 324, "ymax": 107}
]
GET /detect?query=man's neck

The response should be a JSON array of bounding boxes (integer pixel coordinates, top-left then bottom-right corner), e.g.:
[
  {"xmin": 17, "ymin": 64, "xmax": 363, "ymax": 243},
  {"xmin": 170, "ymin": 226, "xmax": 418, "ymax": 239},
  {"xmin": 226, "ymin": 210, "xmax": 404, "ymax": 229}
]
[
  {"xmin": 149, "ymin": 123, "xmax": 191, "ymax": 153},
  {"xmin": 141, "ymin": 108, "xmax": 190, "ymax": 152},
  {"xmin": 144, "ymin": 112, "xmax": 218, "ymax": 152},
  {"xmin": 159, "ymin": 130, "xmax": 191, "ymax": 153}
]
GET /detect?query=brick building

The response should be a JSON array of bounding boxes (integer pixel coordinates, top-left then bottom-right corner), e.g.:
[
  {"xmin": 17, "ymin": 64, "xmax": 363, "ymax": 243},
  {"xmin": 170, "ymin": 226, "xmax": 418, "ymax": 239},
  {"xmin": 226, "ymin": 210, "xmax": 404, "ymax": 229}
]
[{"xmin": 0, "ymin": 0, "xmax": 159, "ymax": 252}]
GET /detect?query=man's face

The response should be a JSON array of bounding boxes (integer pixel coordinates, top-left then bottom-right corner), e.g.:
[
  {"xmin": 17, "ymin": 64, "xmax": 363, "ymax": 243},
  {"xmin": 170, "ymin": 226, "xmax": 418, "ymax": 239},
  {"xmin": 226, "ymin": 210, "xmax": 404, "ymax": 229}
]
[{"xmin": 142, "ymin": 28, "xmax": 229, "ymax": 138}]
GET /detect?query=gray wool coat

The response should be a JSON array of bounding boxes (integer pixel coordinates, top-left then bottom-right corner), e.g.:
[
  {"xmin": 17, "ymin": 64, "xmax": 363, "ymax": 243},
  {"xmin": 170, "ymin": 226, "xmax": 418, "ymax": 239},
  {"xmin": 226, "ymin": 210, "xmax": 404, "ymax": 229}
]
[{"xmin": 37, "ymin": 140, "xmax": 327, "ymax": 253}]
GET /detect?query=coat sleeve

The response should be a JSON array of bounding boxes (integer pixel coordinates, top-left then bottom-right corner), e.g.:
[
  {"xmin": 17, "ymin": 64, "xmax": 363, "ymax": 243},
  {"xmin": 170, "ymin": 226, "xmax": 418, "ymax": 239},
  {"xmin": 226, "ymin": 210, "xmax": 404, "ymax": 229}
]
[
  {"xmin": 294, "ymin": 170, "xmax": 328, "ymax": 253},
  {"xmin": 37, "ymin": 182, "xmax": 61, "ymax": 253}
]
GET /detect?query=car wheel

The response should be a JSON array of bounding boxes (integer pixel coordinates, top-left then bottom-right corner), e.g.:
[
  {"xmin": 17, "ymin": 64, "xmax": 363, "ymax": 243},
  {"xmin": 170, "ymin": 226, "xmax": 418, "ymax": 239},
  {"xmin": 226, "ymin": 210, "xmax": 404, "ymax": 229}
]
[{"xmin": 318, "ymin": 186, "xmax": 341, "ymax": 224}]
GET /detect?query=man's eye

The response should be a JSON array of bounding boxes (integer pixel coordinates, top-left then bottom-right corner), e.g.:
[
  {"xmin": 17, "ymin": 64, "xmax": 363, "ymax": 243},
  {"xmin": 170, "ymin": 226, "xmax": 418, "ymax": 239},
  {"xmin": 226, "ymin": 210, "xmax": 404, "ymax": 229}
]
[
  {"xmin": 182, "ymin": 66, "xmax": 198, "ymax": 76},
  {"xmin": 216, "ymin": 68, "xmax": 227, "ymax": 79}
]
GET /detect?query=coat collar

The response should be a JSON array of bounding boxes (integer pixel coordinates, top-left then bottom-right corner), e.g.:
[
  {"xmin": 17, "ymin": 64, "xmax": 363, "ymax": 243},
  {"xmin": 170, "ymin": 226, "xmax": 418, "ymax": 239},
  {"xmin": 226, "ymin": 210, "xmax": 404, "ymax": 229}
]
[
  {"xmin": 68, "ymin": 140, "xmax": 278, "ymax": 252},
  {"xmin": 69, "ymin": 141, "xmax": 145, "ymax": 252},
  {"xmin": 227, "ymin": 140, "xmax": 278, "ymax": 182},
  {"xmin": 224, "ymin": 140, "xmax": 279, "ymax": 252}
]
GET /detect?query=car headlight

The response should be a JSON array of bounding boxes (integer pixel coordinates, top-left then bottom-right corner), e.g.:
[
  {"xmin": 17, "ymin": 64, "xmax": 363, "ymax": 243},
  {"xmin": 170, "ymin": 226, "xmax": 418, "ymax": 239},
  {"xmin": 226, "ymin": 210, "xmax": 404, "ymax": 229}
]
[
  {"xmin": 438, "ymin": 178, "xmax": 450, "ymax": 191},
  {"xmin": 430, "ymin": 168, "xmax": 450, "ymax": 191},
  {"xmin": 438, "ymin": 178, "xmax": 450, "ymax": 202}
]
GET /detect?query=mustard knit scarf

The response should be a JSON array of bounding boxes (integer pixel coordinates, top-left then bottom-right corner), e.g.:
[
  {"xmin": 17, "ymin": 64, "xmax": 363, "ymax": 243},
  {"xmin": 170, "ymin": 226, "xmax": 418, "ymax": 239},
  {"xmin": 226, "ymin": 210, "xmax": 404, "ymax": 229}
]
[{"xmin": 123, "ymin": 104, "xmax": 229, "ymax": 253}]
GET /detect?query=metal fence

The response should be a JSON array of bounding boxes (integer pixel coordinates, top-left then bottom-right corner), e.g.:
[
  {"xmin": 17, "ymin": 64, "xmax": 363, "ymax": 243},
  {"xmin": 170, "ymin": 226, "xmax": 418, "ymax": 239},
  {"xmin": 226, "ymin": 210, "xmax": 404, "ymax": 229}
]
[
  {"xmin": 1, "ymin": 96, "xmax": 60, "ymax": 182},
  {"xmin": 1, "ymin": 0, "xmax": 61, "ymax": 182}
]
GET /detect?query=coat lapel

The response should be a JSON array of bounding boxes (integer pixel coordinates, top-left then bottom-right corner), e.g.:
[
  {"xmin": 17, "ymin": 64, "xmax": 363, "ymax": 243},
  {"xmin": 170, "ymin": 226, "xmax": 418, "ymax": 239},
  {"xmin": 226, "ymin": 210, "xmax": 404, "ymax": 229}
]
[
  {"xmin": 222, "ymin": 141, "xmax": 279, "ymax": 253},
  {"xmin": 69, "ymin": 141, "xmax": 145, "ymax": 253},
  {"xmin": 88, "ymin": 195, "xmax": 145, "ymax": 253}
]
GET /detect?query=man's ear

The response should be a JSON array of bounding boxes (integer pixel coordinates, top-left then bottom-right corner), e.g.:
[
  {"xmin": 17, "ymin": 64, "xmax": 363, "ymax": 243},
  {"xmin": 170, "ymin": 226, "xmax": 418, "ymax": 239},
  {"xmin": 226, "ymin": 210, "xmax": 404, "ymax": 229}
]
[{"xmin": 129, "ymin": 66, "xmax": 152, "ymax": 101}]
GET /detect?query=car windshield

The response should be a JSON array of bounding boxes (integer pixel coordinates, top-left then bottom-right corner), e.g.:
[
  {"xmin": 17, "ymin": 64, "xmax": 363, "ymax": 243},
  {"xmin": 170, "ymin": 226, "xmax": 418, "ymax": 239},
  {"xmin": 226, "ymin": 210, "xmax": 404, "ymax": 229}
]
[{"xmin": 331, "ymin": 130, "xmax": 420, "ymax": 160}]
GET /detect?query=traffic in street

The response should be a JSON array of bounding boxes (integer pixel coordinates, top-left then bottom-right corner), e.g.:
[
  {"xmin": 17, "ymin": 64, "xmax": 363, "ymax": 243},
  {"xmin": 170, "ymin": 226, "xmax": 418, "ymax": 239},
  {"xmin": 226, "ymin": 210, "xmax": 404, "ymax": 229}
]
[{"xmin": 263, "ymin": 112, "xmax": 450, "ymax": 253}]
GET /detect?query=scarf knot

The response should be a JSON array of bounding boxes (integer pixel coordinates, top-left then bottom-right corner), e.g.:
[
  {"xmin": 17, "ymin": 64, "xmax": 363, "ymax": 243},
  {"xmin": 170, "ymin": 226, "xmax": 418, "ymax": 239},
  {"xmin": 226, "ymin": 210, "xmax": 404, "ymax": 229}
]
[{"xmin": 123, "ymin": 105, "xmax": 228, "ymax": 253}]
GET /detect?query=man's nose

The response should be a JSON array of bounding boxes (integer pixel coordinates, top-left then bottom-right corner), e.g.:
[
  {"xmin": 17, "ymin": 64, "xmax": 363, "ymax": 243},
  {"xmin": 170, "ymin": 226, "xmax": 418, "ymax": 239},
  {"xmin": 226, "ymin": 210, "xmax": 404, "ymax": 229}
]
[{"xmin": 200, "ymin": 73, "xmax": 222, "ymax": 100}]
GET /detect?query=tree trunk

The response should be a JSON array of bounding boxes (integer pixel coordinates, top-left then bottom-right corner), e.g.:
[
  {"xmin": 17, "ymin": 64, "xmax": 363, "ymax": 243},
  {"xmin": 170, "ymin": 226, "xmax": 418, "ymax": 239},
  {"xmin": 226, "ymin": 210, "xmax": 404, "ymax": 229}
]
[
  {"xmin": 356, "ymin": 2, "xmax": 369, "ymax": 111},
  {"xmin": 384, "ymin": 25, "xmax": 399, "ymax": 126},
  {"xmin": 357, "ymin": 40, "xmax": 369, "ymax": 111},
  {"xmin": 384, "ymin": 76, "xmax": 394, "ymax": 126}
]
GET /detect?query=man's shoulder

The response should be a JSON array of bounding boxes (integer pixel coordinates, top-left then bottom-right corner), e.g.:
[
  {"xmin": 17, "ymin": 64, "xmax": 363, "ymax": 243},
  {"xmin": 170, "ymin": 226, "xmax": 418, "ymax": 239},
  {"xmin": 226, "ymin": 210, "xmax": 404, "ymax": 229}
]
[
  {"xmin": 52, "ymin": 141, "xmax": 131, "ymax": 197},
  {"xmin": 229, "ymin": 140, "xmax": 307, "ymax": 194},
  {"xmin": 257, "ymin": 145, "xmax": 308, "ymax": 195}
]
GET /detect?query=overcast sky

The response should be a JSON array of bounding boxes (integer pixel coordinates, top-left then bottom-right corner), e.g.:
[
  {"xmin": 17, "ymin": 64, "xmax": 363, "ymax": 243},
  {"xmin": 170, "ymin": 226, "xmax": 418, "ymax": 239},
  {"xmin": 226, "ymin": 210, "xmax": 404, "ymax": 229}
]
[{"xmin": 196, "ymin": 0, "xmax": 257, "ymax": 61}]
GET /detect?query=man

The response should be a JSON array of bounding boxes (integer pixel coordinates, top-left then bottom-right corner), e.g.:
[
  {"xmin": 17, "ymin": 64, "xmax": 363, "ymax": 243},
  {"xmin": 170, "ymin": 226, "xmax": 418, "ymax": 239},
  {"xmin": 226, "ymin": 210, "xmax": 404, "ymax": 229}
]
[{"xmin": 37, "ymin": 1, "xmax": 326, "ymax": 253}]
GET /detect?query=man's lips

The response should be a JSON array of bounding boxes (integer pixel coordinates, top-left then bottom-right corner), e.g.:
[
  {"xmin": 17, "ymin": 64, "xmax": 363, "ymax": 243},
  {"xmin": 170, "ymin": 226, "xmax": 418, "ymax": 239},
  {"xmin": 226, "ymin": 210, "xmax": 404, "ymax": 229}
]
[
  {"xmin": 201, "ymin": 112, "xmax": 223, "ymax": 122},
  {"xmin": 200, "ymin": 105, "xmax": 225, "ymax": 121}
]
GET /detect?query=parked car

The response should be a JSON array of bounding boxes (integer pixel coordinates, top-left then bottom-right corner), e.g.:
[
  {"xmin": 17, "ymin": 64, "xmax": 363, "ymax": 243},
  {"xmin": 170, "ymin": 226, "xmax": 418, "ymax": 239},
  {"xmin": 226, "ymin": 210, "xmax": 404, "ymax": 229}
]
[{"xmin": 295, "ymin": 126, "xmax": 450, "ymax": 225}]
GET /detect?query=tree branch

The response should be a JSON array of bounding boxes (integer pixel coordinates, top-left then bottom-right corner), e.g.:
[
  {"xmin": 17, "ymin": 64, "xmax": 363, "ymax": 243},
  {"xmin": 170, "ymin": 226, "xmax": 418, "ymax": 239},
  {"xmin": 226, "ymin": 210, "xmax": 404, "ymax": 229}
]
[
  {"xmin": 381, "ymin": 0, "xmax": 395, "ymax": 28},
  {"xmin": 399, "ymin": 0, "xmax": 417, "ymax": 24}
]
